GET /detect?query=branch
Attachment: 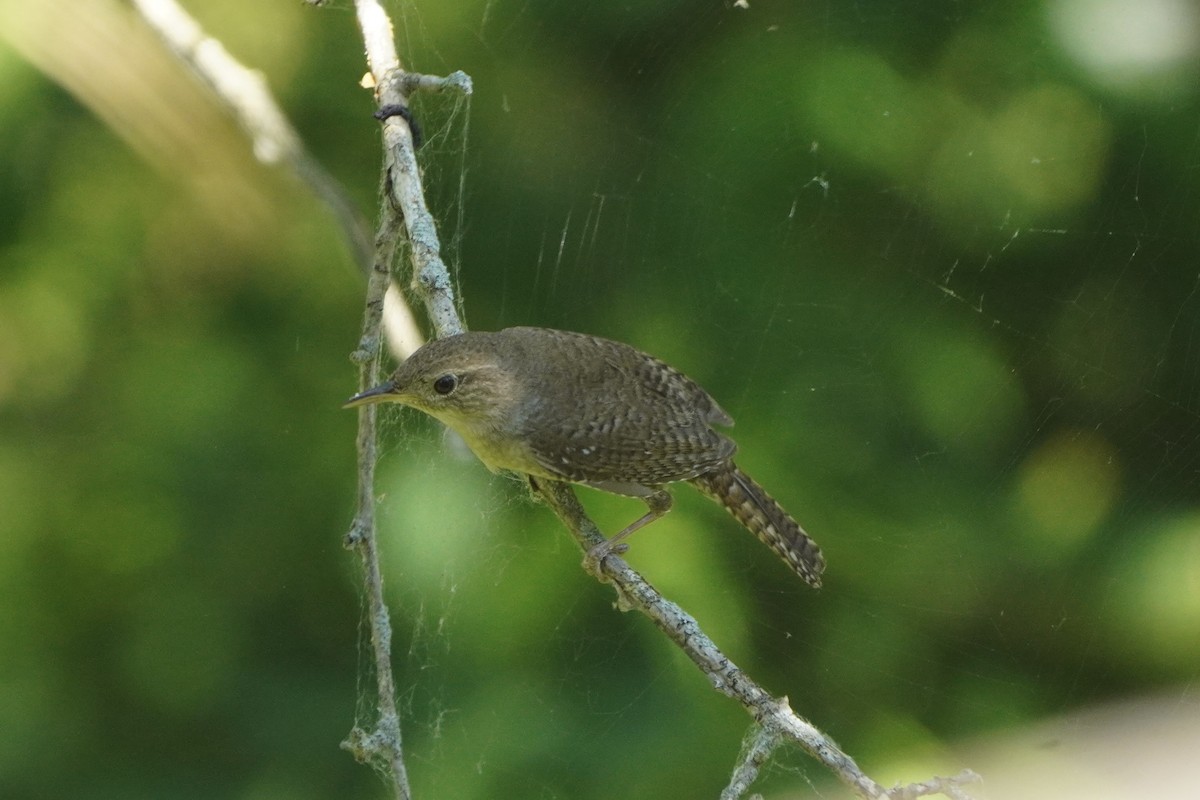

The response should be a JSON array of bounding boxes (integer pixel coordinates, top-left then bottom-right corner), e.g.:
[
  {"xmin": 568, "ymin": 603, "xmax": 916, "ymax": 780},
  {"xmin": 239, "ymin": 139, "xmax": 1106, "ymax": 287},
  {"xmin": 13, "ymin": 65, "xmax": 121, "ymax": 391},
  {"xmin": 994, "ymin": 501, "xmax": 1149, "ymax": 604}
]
[
  {"xmin": 722, "ymin": 725, "xmax": 781, "ymax": 800},
  {"xmin": 130, "ymin": 0, "xmax": 374, "ymax": 274},
  {"xmin": 128, "ymin": 1, "xmax": 430, "ymax": 797},
  {"xmin": 339, "ymin": 2, "xmax": 473, "ymax": 797},
  {"xmin": 537, "ymin": 482, "xmax": 979, "ymax": 799},
  {"xmin": 342, "ymin": 198, "xmax": 412, "ymax": 800},
  {"xmin": 354, "ymin": 0, "xmax": 470, "ymax": 340}
]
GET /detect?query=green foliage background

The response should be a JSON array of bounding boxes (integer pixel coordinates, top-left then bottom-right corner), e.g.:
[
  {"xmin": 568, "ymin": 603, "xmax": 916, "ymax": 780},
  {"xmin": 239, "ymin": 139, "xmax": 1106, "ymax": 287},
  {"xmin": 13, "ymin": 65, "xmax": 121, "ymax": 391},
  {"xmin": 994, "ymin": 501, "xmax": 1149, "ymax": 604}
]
[{"xmin": 2, "ymin": 1, "xmax": 1198, "ymax": 798}]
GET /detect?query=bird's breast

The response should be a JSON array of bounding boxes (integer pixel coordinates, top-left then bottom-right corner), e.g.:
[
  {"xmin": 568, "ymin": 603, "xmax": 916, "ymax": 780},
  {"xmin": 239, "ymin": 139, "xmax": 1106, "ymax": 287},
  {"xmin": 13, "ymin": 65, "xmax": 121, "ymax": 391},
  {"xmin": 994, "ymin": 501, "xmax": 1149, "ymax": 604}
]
[{"xmin": 441, "ymin": 411, "xmax": 556, "ymax": 478}]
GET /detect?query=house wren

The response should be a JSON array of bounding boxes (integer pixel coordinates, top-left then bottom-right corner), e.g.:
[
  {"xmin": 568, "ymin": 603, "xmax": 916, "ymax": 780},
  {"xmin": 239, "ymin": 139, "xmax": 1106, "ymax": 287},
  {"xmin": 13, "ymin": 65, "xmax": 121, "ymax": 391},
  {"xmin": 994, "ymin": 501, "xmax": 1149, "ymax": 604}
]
[{"xmin": 345, "ymin": 327, "xmax": 825, "ymax": 587}]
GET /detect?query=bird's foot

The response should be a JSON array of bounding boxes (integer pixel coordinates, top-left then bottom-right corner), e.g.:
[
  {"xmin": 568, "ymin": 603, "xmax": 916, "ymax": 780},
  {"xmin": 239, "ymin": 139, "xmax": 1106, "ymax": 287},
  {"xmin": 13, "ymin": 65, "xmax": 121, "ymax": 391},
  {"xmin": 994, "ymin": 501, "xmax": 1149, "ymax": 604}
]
[{"xmin": 582, "ymin": 539, "xmax": 628, "ymax": 575}]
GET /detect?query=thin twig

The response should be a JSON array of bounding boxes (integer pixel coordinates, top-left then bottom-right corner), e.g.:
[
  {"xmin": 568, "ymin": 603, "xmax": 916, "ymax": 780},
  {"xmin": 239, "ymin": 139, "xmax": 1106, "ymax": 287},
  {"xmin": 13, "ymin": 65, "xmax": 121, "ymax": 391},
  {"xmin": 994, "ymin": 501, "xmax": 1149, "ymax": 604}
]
[
  {"xmin": 341, "ymin": 198, "xmax": 411, "ymax": 799},
  {"xmin": 341, "ymin": 1, "xmax": 473, "ymax": 796},
  {"xmin": 722, "ymin": 725, "xmax": 781, "ymax": 800},
  {"xmin": 130, "ymin": 0, "xmax": 374, "ymax": 274}
]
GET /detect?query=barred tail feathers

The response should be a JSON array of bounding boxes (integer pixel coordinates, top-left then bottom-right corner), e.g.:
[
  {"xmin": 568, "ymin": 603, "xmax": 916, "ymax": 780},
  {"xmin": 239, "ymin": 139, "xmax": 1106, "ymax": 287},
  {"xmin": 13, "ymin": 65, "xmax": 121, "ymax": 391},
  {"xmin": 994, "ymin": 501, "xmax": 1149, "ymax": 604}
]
[{"xmin": 689, "ymin": 464, "xmax": 825, "ymax": 588}]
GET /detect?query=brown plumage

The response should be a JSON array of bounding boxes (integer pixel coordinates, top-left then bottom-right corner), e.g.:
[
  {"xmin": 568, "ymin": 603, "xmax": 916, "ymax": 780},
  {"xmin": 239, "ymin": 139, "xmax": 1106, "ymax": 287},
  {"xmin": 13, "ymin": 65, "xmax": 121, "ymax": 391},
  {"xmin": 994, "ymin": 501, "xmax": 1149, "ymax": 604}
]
[{"xmin": 346, "ymin": 327, "xmax": 825, "ymax": 587}]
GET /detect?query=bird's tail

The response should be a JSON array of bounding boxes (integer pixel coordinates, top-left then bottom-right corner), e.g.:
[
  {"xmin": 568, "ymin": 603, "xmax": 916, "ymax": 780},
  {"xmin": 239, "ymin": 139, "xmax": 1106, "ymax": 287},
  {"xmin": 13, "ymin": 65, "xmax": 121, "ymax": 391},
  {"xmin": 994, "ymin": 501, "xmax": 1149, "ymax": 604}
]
[{"xmin": 689, "ymin": 463, "xmax": 825, "ymax": 588}]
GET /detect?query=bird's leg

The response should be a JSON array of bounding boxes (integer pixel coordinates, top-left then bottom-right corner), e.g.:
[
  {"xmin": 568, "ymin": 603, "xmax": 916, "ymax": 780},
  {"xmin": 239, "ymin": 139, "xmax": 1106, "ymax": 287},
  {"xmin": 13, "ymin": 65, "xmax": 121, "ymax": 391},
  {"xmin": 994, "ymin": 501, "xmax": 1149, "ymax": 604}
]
[{"xmin": 586, "ymin": 489, "xmax": 673, "ymax": 565}]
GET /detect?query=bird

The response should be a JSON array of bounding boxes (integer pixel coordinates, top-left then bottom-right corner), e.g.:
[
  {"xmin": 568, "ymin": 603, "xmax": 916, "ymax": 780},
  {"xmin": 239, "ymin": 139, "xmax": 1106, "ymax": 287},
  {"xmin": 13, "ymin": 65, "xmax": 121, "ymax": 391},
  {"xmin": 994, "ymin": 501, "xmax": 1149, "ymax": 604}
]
[{"xmin": 345, "ymin": 327, "xmax": 825, "ymax": 587}]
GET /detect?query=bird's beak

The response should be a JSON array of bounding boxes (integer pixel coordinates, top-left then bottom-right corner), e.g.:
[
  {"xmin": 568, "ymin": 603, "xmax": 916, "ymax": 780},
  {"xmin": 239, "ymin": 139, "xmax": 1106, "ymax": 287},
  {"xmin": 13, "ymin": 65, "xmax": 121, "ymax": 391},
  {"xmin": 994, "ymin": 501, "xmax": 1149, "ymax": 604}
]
[{"xmin": 343, "ymin": 381, "xmax": 399, "ymax": 409}]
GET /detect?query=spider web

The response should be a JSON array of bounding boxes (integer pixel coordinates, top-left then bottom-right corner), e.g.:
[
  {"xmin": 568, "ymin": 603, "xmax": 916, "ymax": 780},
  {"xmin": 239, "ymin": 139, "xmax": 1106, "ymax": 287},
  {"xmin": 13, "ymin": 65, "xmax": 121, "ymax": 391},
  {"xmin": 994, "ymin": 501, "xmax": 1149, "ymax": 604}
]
[{"xmin": 361, "ymin": 1, "xmax": 1200, "ymax": 798}]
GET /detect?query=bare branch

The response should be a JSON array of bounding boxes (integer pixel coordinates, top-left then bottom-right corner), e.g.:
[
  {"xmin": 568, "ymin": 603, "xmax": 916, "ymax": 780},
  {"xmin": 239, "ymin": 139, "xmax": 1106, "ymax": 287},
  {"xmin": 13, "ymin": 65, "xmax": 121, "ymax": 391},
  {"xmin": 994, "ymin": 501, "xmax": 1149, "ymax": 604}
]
[
  {"xmin": 722, "ymin": 725, "xmax": 781, "ymax": 800},
  {"xmin": 342, "ymin": 197, "xmax": 412, "ymax": 800},
  {"xmin": 355, "ymin": 0, "xmax": 469, "ymax": 339},
  {"xmin": 128, "ymin": 1, "xmax": 423, "ymax": 796},
  {"xmin": 339, "ymin": 2, "xmax": 474, "ymax": 796},
  {"xmin": 131, "ymin": 0, "xmax": 374, "ymax": 274}
]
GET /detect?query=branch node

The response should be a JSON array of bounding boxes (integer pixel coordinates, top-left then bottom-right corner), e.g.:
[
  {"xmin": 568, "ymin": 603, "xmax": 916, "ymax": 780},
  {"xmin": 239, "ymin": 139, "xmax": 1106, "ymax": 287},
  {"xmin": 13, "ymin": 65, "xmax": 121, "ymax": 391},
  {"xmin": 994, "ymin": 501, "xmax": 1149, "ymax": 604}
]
[
  {"xmin": 344, "ymin": 519, "xmax": 369, "ymax": 549},
  {"xmin": 443, "ymin": 70, "xmax": 475, "ymax": 95},
  {"xmin": 351, "ymin": 333, "xmax": 380, "ymax": 364},
  {"xmin": 340, "ymin": 720, "xmax": 401, "ymax": 765}
]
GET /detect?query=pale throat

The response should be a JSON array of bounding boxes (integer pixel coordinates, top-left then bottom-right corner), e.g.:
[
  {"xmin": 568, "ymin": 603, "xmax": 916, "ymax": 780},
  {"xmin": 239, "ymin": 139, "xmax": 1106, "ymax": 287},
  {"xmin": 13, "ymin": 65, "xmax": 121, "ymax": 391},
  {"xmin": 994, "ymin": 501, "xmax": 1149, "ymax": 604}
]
[
  {"xmin": 434, "ymin": 407, "xmax": 549, "ymax": 477},
  {"xmin": 423, "ymin": 367, "xmax": 549, "ymax": 477}
]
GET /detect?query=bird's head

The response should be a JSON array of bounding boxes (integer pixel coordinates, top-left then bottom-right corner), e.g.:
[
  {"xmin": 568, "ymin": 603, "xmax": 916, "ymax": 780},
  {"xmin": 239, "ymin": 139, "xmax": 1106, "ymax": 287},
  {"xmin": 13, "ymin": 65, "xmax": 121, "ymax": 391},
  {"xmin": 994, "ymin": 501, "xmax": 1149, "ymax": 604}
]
[{"xmin": 344, "ymin": 333, "xmax": 521, "ymax": 431}]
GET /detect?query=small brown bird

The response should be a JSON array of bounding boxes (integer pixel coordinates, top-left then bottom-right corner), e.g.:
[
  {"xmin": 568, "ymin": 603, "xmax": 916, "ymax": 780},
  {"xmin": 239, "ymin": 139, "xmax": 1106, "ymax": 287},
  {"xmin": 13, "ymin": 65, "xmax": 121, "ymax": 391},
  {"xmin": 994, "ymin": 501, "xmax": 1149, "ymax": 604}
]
[{"xmin": 345, "ymin": 327, "xmax": 825, "ymax": 587}]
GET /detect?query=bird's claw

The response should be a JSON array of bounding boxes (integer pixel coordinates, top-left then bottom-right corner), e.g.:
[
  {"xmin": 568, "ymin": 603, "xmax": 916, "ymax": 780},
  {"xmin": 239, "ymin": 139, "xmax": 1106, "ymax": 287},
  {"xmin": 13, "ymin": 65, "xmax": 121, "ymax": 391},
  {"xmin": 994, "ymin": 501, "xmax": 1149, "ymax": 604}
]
[{"xmin": 583, "ymin": 539, "xmax": 628, "ymax": 573}]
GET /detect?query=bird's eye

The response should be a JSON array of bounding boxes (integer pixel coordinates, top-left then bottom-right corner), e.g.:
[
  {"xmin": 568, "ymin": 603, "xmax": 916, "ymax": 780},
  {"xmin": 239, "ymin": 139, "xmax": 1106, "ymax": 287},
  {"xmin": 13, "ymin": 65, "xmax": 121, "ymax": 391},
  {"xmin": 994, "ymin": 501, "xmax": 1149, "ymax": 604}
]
[{"xmin": 432, "ymin": 374, "xmax": 459, "ymax": 395}]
